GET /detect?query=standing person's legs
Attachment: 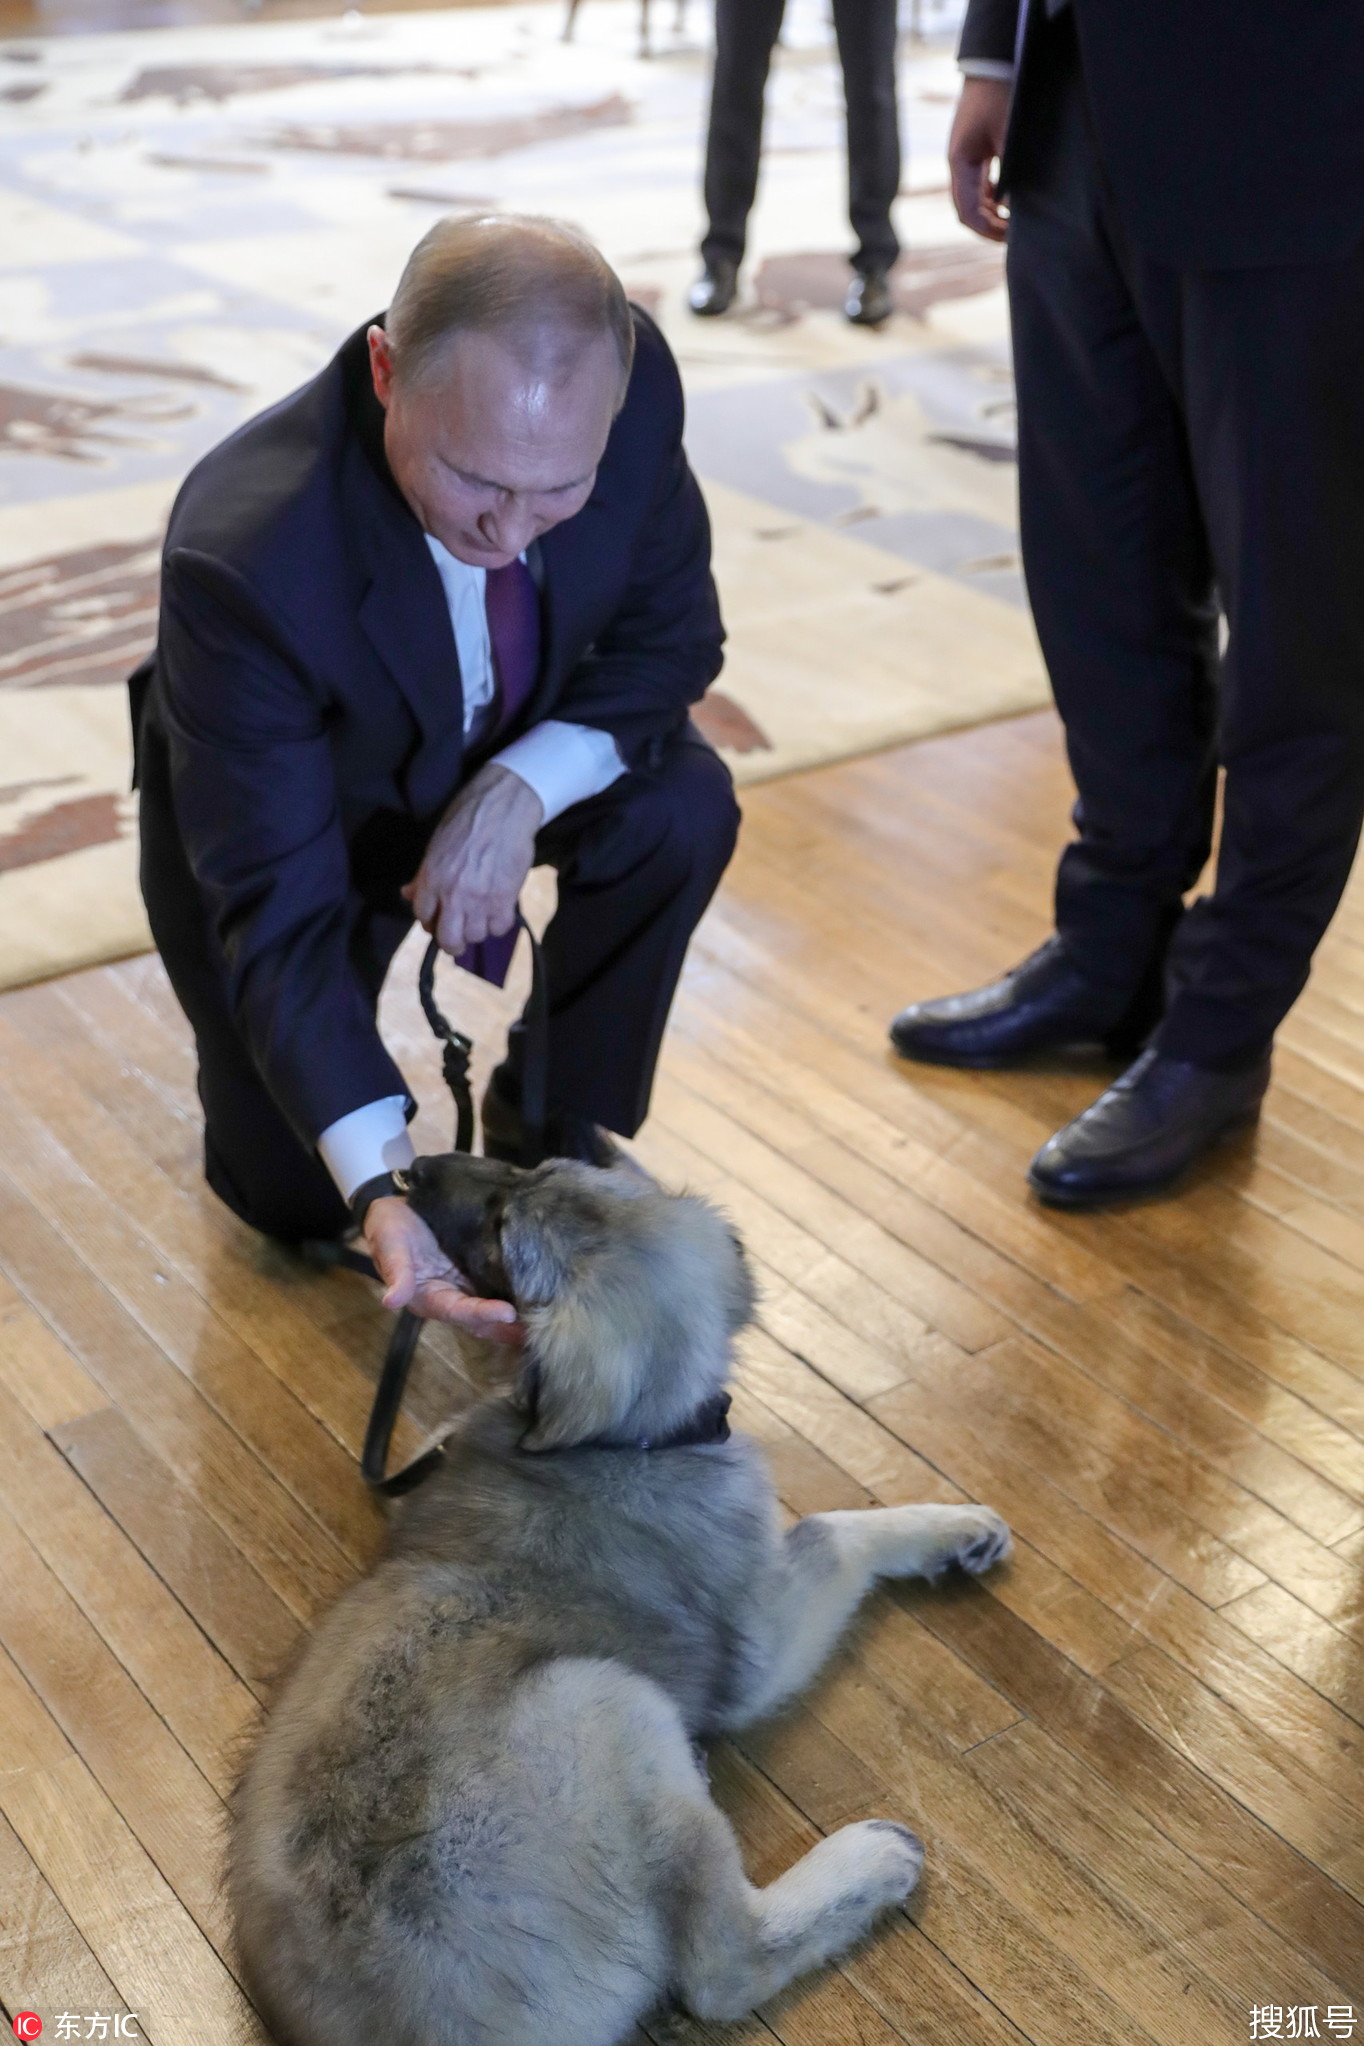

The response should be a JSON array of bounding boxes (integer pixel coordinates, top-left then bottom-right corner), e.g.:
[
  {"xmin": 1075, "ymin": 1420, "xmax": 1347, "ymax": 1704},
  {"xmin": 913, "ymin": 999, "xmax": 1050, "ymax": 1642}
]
[
  {"xmin": 1140, "ymin": 245, "xmax": 1364, "ymax": 1068},
  {"xmin": 699, "ymin": 0, "xmax": 788, "ymax": 274},
  {"xmin": 495, "ymin": 726, "xmax": 740, "ymax": 1137},
  {"xmin": 831, "ymin": 0, "xmax": 901, "ymax": 278},
  {"xmin": 1008, "ymin": 17, "xmax": 1219, "ymax": 1013}
]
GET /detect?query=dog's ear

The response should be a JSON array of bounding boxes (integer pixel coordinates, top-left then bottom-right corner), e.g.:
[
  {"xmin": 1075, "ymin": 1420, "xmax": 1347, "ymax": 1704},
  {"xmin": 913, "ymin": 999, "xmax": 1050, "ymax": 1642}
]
[{"xmin": 507, "ymin": 1171, "xmax": 754, "ymax": 1452}]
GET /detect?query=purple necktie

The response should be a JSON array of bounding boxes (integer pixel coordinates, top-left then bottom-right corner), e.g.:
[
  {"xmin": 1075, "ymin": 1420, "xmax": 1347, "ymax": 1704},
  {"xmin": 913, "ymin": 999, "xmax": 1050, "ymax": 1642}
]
[{"xmin": 457, "ymin": 556, "xmax": 542, "ymax": 988}]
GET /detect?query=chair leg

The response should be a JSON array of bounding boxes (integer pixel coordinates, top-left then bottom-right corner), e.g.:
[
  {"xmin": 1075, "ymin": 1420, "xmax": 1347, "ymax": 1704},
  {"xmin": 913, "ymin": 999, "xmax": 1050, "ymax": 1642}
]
[
  {"xmin": 639, "ymin": 0, "xmax": 651, "ymax": 57},
  {"xmin": 563, "ymin": 0, "xmax": 582, "ymax": 42}
]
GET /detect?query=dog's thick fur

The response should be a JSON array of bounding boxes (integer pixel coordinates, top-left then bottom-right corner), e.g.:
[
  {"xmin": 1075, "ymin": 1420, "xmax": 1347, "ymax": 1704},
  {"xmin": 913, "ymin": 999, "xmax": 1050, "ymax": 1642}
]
[{"xmin": 230, "ymin": 1155, "xmax": 1011, "ymax": 2046}]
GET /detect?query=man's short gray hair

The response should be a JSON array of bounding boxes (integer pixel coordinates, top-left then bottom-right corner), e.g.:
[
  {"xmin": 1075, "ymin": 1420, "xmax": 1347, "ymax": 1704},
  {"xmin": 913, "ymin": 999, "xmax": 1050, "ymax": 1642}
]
[{"xmin": 386, "ymin": 214, "xmax": 636, "ymax": 400}]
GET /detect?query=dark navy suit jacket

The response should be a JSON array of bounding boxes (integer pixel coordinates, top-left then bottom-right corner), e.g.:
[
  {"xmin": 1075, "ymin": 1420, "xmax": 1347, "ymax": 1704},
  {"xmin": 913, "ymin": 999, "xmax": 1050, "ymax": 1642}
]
[
  {"xmin": 134, "ymin": 309, "xmax": 724, "ymax": 1149},
  {"xmin": 960, "ymin": 0, "xmax": 1364, "ymax": 268}
]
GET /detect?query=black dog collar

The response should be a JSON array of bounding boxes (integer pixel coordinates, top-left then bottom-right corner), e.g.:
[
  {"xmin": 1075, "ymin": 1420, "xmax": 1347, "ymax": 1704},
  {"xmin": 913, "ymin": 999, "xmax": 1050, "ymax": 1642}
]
[{"xmin": 518, "ymin": 1379, "xmax": 732, "ymax": 1455}]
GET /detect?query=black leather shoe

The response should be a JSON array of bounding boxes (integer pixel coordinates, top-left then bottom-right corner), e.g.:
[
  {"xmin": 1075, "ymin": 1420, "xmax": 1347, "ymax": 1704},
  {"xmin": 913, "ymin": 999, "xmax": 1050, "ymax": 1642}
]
[
  {"xmin": 1028, "ymin": 1048, "xmax": 1271, "ymax": 1208},
  {"xmin": 481, "ymin": 1076, "xmax": 622, "ymax": 1169},
  {"xmin": 688, "ymin": 260, "xmax": 738, "ymax": 316},
  {"xmin": 846, "ymin": 270, "xmax": 894, "ymax": 325},
  {"xmin": 889, "ymin": 936, "xmax": 1161, "ymax": 1069}
]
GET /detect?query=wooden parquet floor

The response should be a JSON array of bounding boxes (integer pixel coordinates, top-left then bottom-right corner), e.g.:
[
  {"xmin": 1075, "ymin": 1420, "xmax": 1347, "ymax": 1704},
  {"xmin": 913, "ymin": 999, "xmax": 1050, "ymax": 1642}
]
[{"xmin": 1, "ymin": 706, "xmax": 1362, "ymax": 2045}]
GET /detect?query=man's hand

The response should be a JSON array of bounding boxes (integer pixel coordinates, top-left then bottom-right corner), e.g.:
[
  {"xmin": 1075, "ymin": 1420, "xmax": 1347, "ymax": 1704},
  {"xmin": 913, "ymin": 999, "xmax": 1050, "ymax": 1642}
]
[
  {"xmin": 363, "ymin": 1195, "xmax": 524, "ymax": 1342},
  {"xmin": 403, "ymin": 762, "xmax": 543, "ymax": 957},
  {"xmin": 949, "ymin": 77, "xmax": 1012, "ymax": 242}
]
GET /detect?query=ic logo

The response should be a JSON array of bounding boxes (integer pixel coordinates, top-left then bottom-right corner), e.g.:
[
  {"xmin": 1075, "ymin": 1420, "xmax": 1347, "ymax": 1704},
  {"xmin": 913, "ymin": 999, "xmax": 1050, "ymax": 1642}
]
[{"xmin": 13, "ymin": 2017, "xmax": 42, "ymax": 2041}]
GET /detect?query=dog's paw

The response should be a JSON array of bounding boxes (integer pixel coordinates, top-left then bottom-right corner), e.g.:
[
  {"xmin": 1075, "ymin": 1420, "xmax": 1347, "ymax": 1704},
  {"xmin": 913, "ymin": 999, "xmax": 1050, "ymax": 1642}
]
[
  {"xmin": 832, "ymin": 1819, "xmax": 925, "ymax": 1909},
  {"xmin": 931, "ymin": 1505, "xmax": 1012, "ymax": 1578}
]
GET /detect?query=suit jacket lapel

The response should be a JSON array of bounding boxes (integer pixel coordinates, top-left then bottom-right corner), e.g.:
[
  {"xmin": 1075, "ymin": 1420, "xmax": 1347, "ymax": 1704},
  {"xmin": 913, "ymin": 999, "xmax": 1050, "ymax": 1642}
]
[
  {"xmin": 346, "ymin": 434, "xmax": 466, "ymax": 817},
  {"xmin": 532, "ymin": 484, "xmax": 616, "ymax": 729}
]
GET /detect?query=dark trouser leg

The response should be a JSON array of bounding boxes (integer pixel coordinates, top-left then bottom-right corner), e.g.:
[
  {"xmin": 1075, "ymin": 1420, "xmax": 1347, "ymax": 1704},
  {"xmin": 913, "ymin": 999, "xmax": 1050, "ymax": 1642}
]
[
  {"xmin": 700, "ymin": 0, "xmax": 787, "ymax": 272},
  {"xmin": 1141, "ymin": 247, "xmax": 1364, "ymax": 1066},
  {"xmin": 138, "ymin": 722, "xmax": 401, "ymax": 1242},
  {"xmin": 831, "ymin": 0, "xmax": 901, "ymax": 276},
  {"xmin": 503, "ymin": 727, "xmax": 739, "ymax": 1135},
  {"xmin": 1006, "ymin": 17, "xmax": 1220, "ymax": 1006}
]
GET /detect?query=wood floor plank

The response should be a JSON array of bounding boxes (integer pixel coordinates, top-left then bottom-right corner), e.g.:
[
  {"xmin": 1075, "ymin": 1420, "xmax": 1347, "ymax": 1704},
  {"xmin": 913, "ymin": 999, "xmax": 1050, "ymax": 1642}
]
[
  {"xmin": 1099, "ymin": 1643, "xmax": 1364, "ymax": 1899},
  {"xmin": 0, "ymin": 1502, "xmax": 238, "ymax": 1956},
  {"xmin": 867, "ymin": 1373, "xmax": 1364, "ymax": 1810},
  {"xmin": 1220, "ymin": 1580, "xmax": 1364, "ymax": 1709},
  {"xmin": 966, "ymin": 1720, "xmax": 1353, "ymax": 2015},
  {"xmin": 0, "ymin": 1080, "xmax": 386, "ymax": 1573},
  {"xmin": 0, "ymin": 1273, "xmax": 107, "ymax": 1433},
  {"xmin": 907, "ymin": 1581, "xmax": 1364, "ymax": 1995},
  {"xmin": 0, "ymin": 1014, "xmax": 423, "ymax": 1482},
  {"xmin": 641, "ymin": 1104, "xmax": 1011, "ymax": 1355},
  {"xmin": 0, "ymin": 1646, "xmax": 262, "ymax": 2044},
  {"xmin": 0, "ymin": 1809, "xmax": 125, "ymax": 2031},
  {"xmin": 0, "ymin": 1171, "xmax": 353, "ymax": 1621},
  {"xmin": 52, "ymin": 1406, "xmax": 303, "ymax": 1698},
  {"xmin": 0, "ymin": 1373, "xmax": 258, "ymax": 1788}
]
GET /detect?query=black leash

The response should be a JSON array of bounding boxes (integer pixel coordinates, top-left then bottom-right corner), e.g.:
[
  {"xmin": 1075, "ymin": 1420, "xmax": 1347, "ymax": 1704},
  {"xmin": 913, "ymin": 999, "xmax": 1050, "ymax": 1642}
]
[{"xmin": 359, "ymin": 917, "xmax": 548, "ymax": 1496}]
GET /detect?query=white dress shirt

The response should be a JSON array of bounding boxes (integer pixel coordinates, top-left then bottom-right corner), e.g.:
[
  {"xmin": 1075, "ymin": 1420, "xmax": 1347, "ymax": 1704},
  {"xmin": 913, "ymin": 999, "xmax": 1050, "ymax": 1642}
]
[{"xmin": 317, "ymin": 536, "xmax": 625, "ymax": 1204}]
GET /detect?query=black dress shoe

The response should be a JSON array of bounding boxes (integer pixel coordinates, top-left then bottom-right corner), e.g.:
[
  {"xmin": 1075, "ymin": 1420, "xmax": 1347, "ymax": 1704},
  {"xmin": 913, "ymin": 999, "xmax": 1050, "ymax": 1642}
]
[
  {"xmin": 688, "ymin": 260, "xmax": 738, "ymax": 316},
  {"xmin": 846, "ymin": 270, "xmax": 894, "ymax": 325},
  {"xmin": 889, "ymin": 935, "xmax": 1161, "ymax": 1069},
  {"xmin": 481, "ymin": 1076, "xmax": 622, "ymax": 1168},
  {"xmin": 1028, "ymin": 1048, "xmax": 1271, "ymax": 1209}
]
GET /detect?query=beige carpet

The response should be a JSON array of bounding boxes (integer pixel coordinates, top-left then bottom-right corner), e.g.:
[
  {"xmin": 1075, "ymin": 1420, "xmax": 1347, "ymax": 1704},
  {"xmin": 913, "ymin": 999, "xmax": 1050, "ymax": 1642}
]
[{"xmin": 0, "ymin": 0, "xmax": 1044, "ymax": 992}]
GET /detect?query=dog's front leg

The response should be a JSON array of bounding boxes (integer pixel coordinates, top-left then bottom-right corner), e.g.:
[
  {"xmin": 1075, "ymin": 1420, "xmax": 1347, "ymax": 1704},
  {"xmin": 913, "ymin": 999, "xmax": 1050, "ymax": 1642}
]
[{"xmin": 730, "ymin": 1503, "xmax": 1011, "ymax": 1725}]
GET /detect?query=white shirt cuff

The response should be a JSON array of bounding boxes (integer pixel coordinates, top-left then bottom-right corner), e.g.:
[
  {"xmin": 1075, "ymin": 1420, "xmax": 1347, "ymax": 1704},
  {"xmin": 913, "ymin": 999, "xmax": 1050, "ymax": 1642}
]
[
  {"xmin": 493, "ymin": 719, "xmax": 626, "ymax": 826},
  {"xmin": 959, "ymin": 57, "xmax": 1016, "ymax": 79},
  {"xmin": 317, "ymin": 1094, "xmax": 415, "ymax": 1204}
]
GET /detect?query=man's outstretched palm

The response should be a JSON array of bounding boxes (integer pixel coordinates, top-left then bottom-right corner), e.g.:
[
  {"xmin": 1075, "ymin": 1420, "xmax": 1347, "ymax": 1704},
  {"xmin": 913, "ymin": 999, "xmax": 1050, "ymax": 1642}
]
[{"xmin": 364, "ymin": 1195, "xmax": 524, "ymax": 1344}]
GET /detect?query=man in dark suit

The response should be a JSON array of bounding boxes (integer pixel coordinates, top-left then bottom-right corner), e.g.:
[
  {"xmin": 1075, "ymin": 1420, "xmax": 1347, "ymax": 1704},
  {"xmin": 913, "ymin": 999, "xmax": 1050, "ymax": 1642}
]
[
  {"xmin": 889, "ymin": 0, "xmax": 1364, "ymax": 1205},
  {"xmin": 134, "ymin": 215, "xmax": 737, "ymax": 1332},
  {"xmin": 688, "ymin": 0, "xmax": 901, "ymax": 325}
]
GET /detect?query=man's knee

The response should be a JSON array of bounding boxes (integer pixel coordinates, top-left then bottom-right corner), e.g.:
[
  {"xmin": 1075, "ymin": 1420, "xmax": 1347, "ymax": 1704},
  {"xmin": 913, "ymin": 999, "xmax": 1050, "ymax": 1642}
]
[
  {"xmin": 655, "ymin": 736, "xmax": 741, "ymax": 889},
  {"xmin": 550, "ymin": 733, "xmax": 739, "ymax": 900}
]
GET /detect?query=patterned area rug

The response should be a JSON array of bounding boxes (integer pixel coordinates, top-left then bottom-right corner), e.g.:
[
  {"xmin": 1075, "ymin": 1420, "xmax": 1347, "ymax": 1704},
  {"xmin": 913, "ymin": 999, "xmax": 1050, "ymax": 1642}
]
[{"xmin": 0, "ymin": 0, "xmax": 1044, "ymax": 990}]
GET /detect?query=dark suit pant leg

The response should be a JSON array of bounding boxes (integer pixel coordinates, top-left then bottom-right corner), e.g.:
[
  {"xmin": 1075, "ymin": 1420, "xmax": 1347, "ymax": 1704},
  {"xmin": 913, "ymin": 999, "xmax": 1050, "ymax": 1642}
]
[
  {"xmin": 519, "ymin": 728, "xmax": 740, "ymax": 1136},
  {"xmin": 1006, "ymin": 62, "xmax": 1221, "ymax": 1006},
  {"xmin": 139, "ymin": 728, "xmax": 378, "ymax": 1243},
  {"xmin": 831, "ymin": 0, "xmax": 901, "ymax": 276},
  {"xmin": 1149, "ymin": 247, "xmax": 1364, "ymax": 1066},
  {"xmin": 700, "ymin": 0, "xmax": 787, "ymax": 271}
]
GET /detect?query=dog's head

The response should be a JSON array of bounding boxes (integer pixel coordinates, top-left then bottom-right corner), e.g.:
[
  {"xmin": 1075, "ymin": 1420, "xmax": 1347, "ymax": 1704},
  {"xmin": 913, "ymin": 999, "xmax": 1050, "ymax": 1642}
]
[{"xmin": 400, "ymin": 1153, "xmax": 755, "ymax": 1452}]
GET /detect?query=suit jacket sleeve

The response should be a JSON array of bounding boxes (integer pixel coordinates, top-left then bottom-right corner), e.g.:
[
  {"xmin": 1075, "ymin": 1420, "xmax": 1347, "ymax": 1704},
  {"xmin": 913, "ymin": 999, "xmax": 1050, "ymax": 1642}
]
[
  {"xmin": 547, "ymin": 333, "xmax": 725, "ymax": 768},
  {"xmin": 958, "ymin": 0, "xmax": 1019, "ymax": 64},
  {"xmin": 155, "ymin": 546, "xmax": 410, "ymax": 1149}
]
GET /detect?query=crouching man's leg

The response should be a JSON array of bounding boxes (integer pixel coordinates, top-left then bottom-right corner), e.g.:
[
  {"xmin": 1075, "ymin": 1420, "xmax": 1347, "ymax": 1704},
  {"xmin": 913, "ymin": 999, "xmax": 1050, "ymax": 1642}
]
[
  {"xmin": 138, "ymin": 723, "xmax": 392, "ymax": 1244},
  {"xmin": 493, "ymin": 724, "xmax": 740, "ymax": 1142}
]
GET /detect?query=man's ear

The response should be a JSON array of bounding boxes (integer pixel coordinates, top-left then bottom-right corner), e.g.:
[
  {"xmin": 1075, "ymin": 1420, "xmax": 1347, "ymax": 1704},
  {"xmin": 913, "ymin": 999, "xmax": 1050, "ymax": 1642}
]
[{"xmin": 368, "ymin": 323, "xmax": 395, "ymax": 409}]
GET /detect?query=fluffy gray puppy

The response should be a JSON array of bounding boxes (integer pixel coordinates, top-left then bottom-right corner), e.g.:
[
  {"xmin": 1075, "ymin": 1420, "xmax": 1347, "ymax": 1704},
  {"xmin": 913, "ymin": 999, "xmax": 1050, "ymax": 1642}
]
[{"xmin": 230, "ymin": 1154, "xmax": 1011, "ymax": 2046}]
